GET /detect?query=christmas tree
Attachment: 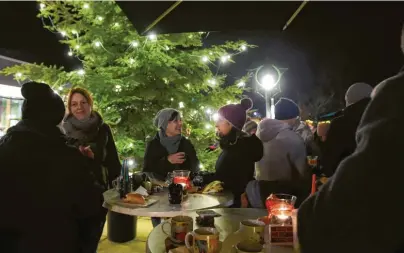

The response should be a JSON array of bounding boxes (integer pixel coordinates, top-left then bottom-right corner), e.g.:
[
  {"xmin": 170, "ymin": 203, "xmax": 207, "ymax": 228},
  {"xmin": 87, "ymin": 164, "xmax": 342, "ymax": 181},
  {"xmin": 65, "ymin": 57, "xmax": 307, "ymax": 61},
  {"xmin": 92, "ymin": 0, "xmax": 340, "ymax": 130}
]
[{"xmin": 1, "ymin": 0, "xmax": 253, "ymax": 172}]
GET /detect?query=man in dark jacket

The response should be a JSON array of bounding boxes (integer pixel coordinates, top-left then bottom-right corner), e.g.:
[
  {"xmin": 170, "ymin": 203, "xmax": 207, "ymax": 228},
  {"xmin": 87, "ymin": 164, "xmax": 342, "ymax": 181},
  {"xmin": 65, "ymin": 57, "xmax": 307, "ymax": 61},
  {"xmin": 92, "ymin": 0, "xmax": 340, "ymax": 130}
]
[
  {"xmin": 0, "ymin": 82, "xmax": 102, "ymax": 253},
  {"xmin": 297, "ymin": 25, "xmax": 404, "ymax": 253},
  {"xmin": 322, "ymin": 82, "xmax": 373, "ymax": 177},
  {"xmin": 215, "ymin": 98, "xmax": 263, "ymax": 207},
  {"xmin": 143, "ymin": 108, "xmax": 199, "ymax": 227},
  {"xmin": 143, "ymin": 108, "xmax": 199, "ymax": 182}
]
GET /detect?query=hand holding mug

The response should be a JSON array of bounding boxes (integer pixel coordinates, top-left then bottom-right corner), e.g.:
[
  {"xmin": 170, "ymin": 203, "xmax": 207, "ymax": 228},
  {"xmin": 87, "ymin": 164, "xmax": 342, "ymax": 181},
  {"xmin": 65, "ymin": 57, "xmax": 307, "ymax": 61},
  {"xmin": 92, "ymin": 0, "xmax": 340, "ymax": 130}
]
[{"xmin": 167, "ymin": 152, "xmax": 186, "ymax": 164}]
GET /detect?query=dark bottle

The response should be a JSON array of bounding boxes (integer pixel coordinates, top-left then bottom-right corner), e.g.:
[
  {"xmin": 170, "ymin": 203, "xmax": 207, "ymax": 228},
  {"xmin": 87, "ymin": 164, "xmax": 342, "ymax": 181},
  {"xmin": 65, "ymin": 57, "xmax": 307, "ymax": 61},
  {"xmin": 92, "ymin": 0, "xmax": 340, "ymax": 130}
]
[{"xmin": 168, "ymin": 183, "xmax": 183, "ymax": 204}]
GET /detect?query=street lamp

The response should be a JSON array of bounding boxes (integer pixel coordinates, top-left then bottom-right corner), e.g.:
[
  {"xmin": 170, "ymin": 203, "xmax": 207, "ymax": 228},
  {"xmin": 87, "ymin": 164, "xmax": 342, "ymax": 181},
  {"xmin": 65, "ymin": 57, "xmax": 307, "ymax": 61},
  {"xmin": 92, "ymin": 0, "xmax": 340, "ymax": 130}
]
[{"xmin": 255, "ymin": 65, "xmax": 283, "ymax": 119}]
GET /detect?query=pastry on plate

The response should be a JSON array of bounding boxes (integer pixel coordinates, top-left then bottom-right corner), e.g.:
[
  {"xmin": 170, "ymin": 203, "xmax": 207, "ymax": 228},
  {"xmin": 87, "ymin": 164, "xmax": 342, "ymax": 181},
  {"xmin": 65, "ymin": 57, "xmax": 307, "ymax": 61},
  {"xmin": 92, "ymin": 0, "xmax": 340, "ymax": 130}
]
[{"xmin": 123, "ymin": 193, "xmax": 146, "ymax": 205}]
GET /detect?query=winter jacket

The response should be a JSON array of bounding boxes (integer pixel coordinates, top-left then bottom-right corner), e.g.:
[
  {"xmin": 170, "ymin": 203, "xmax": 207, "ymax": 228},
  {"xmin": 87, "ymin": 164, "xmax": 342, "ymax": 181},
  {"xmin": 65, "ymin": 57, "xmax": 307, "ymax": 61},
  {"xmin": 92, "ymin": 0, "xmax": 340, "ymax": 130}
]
[
  {"xmin": 143, "ymin": 133, "xmax": 199, "ymax": 181},
  {"xmin": 321, "ymin": 97, "xmax": 371, "ymax": 177},
  {"xmin": 256, "ymin": 119, "xmax": 309, "ymax": 182},
  {"xmin": 63, "ymin": 120, "xmax": 121, "ymax": 189},
  {"xmin": 215, "ymin": 130, "xmax": 263, "ymax": 207},
  {"xmin": 0, "ymin": 120, "xmax": 103, "ymax": 253},
  {"xmin": 298, "ymin": 71, "xmax": 404, "ymax": 253}
]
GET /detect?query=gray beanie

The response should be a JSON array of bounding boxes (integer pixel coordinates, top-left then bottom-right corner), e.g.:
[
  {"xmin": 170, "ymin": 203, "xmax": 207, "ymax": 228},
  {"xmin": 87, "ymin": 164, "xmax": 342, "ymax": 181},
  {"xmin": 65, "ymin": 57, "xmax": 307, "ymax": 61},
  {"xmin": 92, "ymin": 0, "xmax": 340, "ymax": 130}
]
[
  {"xmin": 345, "ymin": 82, "xmax": 373, "ymax": 107},
  {"xmin": 153, "ymin": 108, "xmax": 180, "ymax": 131}
]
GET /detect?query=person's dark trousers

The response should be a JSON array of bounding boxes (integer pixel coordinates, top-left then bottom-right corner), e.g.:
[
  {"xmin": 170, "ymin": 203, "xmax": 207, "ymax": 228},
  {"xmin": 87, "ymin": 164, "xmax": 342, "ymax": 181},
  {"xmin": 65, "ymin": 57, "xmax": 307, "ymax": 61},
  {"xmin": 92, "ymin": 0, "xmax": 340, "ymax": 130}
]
[
  {"xmin": 81, "ymin": 207, "xmax": 108, "ymax": 253},
  {"xmin": 151, "ymin": 217, "xmax": 161, "ymax": 228}
]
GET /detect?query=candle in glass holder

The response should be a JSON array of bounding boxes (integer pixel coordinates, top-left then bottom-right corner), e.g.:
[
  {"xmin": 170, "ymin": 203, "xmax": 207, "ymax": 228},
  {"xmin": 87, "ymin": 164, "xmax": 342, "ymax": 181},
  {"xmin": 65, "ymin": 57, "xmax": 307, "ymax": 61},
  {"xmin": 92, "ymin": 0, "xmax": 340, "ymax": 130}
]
[
  {"xmin": 266, "ymin": 194, "xmax": 296, "ymax": 246},
  {"xmin": 173, "ymin": 176, "xmax": 190, "ymax": 189}
]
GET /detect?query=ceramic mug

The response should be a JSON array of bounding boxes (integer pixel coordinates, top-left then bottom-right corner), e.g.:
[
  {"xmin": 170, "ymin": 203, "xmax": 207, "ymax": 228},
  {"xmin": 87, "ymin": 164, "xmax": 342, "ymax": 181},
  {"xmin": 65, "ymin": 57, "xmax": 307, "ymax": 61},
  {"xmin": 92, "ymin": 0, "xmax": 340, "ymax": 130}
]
[
  {"xmin": 239, "ymin": 219, "xmax": 266, "ymax": 244},
  {"xmin": 233, "ymin": 241, "xmax": 264, "ymax": 253},
  {"xmin": 162, "ymin": 215, "xmax": 193, "ymax": 243},
  {"xmin": 185, "ymin": 227, "xmax": 220, "ymax": 253}
]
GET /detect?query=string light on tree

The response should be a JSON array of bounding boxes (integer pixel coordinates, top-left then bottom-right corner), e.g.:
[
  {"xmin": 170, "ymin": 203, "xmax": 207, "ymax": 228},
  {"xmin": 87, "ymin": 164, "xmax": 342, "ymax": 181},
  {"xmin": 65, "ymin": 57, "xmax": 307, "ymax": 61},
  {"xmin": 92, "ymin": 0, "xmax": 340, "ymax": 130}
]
[
  {"xmin": 97, "ymin": 16, "xmax": 103, "ymax": 21},
  {"xmin": 148, "ymin": 33, "xmax": 157, "ymax": 41},
  {"xmin": 241, "ymin": 45, "xmax": 247, "ymax": 51},
  {"xmin": 221, "ymin": 55, "xmax": 229, "ymax": 63},
  {"xmin": 206, "ymin": 108, "xmax": 212, "ymax": 114},
  {"xmin": 75, "ymin": 45, "xmax": 80, "ymax": 49},
  {"xmin": 202, "ymin": 56, "xmax": 209, "ymax": 62},
  {"xmin": 212, "ymin": 113, "xmax": 219, "ymax": 121},
  {"xmin": 179, "ymin": 102, "xmax": 185, "ymax": 108},
  {"xmin": 131, "ymin": 41, "xmax": 139, "ymax": 47},
  {"xmin": 15, "ymin": 72, "xmax": 22, "ymax": 78},
  {"xmin": 68, "ymin": 51, "xmax": 73, "ymax": 56},
  {"xmin": 58, "ymin": 86, "xmax": 63, "ymax": 91},
  {"xmin": 237, "ymin": 81, "xmax": 245, "ymax": 87},
  {"xmin": 83, "ymin": 3, "xmax": 90, "ymax": 9},
  {"xmin": 170, "ymin": 97, "xmax": 174, "ymax": 101},
  {"xmin": 208, "ymin": 79, "xmax": 216, "ymax": 85},
  {"xmin": 114, "ymin": 22, "xmax": 120, "ymax": 27},
  {"xmin": 77, "ymin": 69, "xmax": 85, "ymax": 76},
  {"xmin": 129, "ymin": 58, "xmax": 135, "ymax": 64},
  {"xmin": 115, "ymin": 85, "xmax": 122, "ymax": 92},
  {"xmin": 94, "ymin": 41, "xmax": 101, "ymax": 47},
  {"xmin": 60, "ymin": 31, "xmax": 66, "ymax": 37},
  {"xmin": 205, "ymin": 124, "xmax": 212, "ymax": 129},
  {"xmin": 40, "ymin": 3, "xmax": 45, "ymax": 10}
]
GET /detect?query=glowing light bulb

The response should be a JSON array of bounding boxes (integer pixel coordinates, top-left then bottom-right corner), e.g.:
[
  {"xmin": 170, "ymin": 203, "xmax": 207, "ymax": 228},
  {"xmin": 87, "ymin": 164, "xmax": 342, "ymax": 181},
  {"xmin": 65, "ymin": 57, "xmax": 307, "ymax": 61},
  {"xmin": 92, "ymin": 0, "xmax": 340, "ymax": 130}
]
[
  {"xmin": 202, "ymin": 56, "xmax": 209, "ymax": 62},
  {"xmin": 16, "ymin": 72, "xmax": 22, "ymax": 78},
  {"xmin": 40, "ymin": 3, "xmax": 45, "ymax": 10},
  {"xmin": 68, "ymin": 51, "xmax": 73, "ymax": 56},
  {"xmin": 128, "ymin": 159, "xmax": 134, "ymax": 166},
  {"xmin": 206, "ymin": 108, "xmax": 212, "ymax": 114},
  {"xmin": 241, "ymin": 45, "xmax": 247, "ymax": 51},
  {"xmin": 220, "ymin": 56, "xmax": 228, "ymax": 63},
  {"xmin": 179, "ymin": 102, "xmax": 185, "ymax": 108},
  {"xmin": 115, "ymin": 85, "xmax": 122, "ymax": 91},
  {"xmin": 186, "ymin": 84, "xmax": 190, "ymax": 89},
  {"xmin": 212, "ymin": 113, "xmax": 219, "ymax": 121},
  {"xmin": 129, "ymin": 58, "xmax": 135, "ymax": 64},
  {"xmin": 58, "ymin": 86, "xmax": 63, "ymax": 91},
  {"xmin": 148, "ymin": 33, "xmax": 157, "ymax": 41},
  {"xmin": 131, "ymin": 41, "xmax": 139, "ymax": 47},
  {"xmin": 171, "ymin": 98, "xmax": 174, "ymax": 101},
  {"xmin": 75, "ymin": 45, "xmax": 80, "ymax": 49},
  {"xmin": 94, "ymin": 41, "xmax": 101, "ymax": 47},
  {"xmin": 83, "ymin": 3, "xmax": 89, "ymax": 9},
  {"xmin": 208, "ymin": 79, "xmax": 216, "ymax": 85},
  {"xmin": 60, "ymin": 31, "xmax": 66, "ymax": 37},
  {"xmin": 199, "ymin": 163, "xmax": 204, "ymax": 169},
  {"xmin": 114, "ymin": 22, "xmax": 119, "ymax": 27},
  {"xmin": 237, "ymin": 81, "xmax": 245, "ymax": 87},
  {"xmin": 77, "ymin": 69, "xmax": 85, "ymax": 76},
  {"xmin": 97, "ymin": 16, "xmax": 103, "ymax": 21},
  {"xmin": 129, "ymin": 143, "xmax": 134, "ymax": 148},
  {"xmin": 205, "ymin": 124, "xmax": 212, "ymax": 129}
]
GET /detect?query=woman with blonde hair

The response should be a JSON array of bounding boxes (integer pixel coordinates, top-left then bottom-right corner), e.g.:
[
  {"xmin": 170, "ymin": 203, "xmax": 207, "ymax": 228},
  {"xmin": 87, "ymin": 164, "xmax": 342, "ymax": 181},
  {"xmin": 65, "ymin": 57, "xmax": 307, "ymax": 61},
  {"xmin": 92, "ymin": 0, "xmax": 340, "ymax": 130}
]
[{"xmin": 61, "ymin": 87, "xmax": 121, "ymax": 252}]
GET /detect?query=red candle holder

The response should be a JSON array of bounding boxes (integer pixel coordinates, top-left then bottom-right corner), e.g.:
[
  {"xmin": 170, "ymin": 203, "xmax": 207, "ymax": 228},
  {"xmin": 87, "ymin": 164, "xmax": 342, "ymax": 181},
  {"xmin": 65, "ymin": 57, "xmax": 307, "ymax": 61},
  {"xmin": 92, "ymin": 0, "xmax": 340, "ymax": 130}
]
[{"xmin": 266, "ymin": 194, "xmax": 296, "ymax": 246}]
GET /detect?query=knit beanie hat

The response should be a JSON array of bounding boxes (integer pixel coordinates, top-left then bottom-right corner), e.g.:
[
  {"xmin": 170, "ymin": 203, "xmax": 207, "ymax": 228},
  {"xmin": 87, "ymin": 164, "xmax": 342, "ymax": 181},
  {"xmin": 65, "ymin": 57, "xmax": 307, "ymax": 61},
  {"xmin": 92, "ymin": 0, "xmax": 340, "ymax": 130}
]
[
  {"xmin": 274, "ymin": 98, "xmax": 300, "ymax": 120},
  {"xmin": 153, "ymin": 108, "xmax": 180, "ymax": 131},
  {"xmin": 345, "ymin": 82, "xmax": 373, "ymax": 107},
  {"xmin": 21, "ymin": 82, "xmax": 65, "ymax": 126},
  {"xmin": 218, "ymin": 98, "xmax": 253, "ymax": 130}
]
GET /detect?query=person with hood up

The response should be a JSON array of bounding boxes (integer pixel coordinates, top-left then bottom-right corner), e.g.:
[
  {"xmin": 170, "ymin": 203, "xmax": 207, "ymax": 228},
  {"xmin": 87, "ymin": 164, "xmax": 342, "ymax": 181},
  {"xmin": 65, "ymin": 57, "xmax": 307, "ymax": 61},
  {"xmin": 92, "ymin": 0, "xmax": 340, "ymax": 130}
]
[
  {"xmin": 0, "ymin": 82, "xmax": 102, "ymax": 253},
  {"xmin": 321, "ymin": 82, "xmax": 373, "ymax": 177},
  {"xmin": 297, "ymin": 24, "xmax": 404, "ymax": 253},
  {"xmin": 214, "ymin": 98, "xmax": 263, "ymax": 207},
  {"xmin": 241, "ymin": 119, "xmax": 310, "ymax": 209},
  {"xmin": 275, "ymin": 98, "xmax": 319, "ymax": 156},
  {"xmin": 61, "ymin": 87, "xmax": 121, "ymax": 252},
  {"xmin": 143, "ymin": 108, "xmax": 199, "ymax": 227}
]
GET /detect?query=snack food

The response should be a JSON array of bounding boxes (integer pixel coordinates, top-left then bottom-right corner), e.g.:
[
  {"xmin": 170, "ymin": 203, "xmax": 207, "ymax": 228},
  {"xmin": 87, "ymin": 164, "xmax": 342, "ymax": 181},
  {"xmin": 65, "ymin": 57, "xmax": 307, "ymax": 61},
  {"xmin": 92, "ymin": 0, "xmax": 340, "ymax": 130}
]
[
  {"xmin": 201, "ymin": 181, "xmax": 223, "ymax": 194},
  {"xmin": 124, "ymin": 193, "xmax": 146, "ymax": 205}
]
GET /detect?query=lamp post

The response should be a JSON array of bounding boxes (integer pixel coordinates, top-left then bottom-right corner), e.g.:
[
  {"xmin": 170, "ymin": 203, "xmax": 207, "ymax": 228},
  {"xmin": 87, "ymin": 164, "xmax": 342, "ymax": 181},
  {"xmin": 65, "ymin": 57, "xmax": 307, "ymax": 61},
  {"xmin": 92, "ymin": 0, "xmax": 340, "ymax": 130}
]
[{"xmin": 255, "ymin": 65, "xmax": 283, "ymax": 119}]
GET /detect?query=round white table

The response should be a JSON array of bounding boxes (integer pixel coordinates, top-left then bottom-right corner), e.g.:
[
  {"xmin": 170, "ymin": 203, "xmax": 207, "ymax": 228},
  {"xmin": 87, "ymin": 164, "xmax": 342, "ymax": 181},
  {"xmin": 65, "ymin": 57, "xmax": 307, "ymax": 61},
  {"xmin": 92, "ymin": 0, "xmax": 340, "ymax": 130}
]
[
  {"xmin": 146, "ymin": 208, "xmax": 294, "ymax": 253},
  {"xmin": 103, "ymin": 189, "xmax": 234, "ymax": 217}
]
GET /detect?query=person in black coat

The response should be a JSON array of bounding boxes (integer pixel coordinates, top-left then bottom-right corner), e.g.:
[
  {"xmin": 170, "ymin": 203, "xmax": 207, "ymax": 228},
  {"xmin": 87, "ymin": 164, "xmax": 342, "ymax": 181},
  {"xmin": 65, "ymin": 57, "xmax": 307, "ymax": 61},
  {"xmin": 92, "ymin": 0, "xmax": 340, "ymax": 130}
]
[
  {"xmin": 61, "ymin": 87, "xmax": 121, "ymax": 253},
  {"xmin": 297, "ymin": 50, "xmax": 404, "ymax": 253},
  {"xmin": 0, "ymin": 82, "xmax": 102, "ymax": 253},
  {"xmin": 143, "ymin": 108, "xmax": 199, "ymax": 226},
  {"xmin": 215, "ymin": 98, "xmax": 263, "ymax": 207},
  {"xmin": 321, "ymin": 82, "xmax": 373, "ymax": 177}
]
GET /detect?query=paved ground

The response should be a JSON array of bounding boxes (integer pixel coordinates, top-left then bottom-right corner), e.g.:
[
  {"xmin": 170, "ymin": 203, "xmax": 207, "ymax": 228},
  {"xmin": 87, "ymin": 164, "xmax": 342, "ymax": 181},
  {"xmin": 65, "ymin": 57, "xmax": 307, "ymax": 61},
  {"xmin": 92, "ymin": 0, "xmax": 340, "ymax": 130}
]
[{"xmin": 98, "ymin": 216, "xmax": 153, "ymax": 253}]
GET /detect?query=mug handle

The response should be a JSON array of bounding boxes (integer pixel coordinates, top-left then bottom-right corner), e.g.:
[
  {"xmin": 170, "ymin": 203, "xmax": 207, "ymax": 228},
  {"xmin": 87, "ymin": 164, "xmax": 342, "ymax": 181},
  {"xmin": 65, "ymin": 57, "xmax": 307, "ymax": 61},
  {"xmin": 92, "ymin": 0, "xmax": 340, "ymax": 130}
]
[
  {"xmin": 161, "ymin": 221, "xmax": 171, "ymax": 237},
  {"xmin": 184, "ymin": 231, "xmax": 194, "ymax": 250}
]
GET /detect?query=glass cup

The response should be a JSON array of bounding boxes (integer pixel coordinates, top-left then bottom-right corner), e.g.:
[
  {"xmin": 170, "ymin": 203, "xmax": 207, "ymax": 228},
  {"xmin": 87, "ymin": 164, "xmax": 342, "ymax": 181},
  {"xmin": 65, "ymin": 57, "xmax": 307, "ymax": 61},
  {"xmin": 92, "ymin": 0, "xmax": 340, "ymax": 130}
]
[{"xmin": 266, "ymin": 194, "xmax": 297, "ymax": 225}]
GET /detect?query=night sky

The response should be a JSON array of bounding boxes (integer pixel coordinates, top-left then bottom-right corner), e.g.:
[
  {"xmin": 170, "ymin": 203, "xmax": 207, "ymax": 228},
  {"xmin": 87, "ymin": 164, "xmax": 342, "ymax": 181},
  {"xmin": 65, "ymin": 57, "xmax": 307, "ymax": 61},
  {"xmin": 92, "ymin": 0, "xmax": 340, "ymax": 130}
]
[{"xmin": 0, "ymin": 1, "xmax": 403, "ymax": 115}]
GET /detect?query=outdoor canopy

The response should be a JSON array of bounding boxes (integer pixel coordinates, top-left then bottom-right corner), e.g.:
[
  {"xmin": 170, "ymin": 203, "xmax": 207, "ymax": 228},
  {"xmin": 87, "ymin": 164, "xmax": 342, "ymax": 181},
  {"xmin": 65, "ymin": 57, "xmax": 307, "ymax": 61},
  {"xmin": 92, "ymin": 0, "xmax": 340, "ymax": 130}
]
[{"xmin": 116, "ymin": 1, "xmax": 305, "ymax": 34}]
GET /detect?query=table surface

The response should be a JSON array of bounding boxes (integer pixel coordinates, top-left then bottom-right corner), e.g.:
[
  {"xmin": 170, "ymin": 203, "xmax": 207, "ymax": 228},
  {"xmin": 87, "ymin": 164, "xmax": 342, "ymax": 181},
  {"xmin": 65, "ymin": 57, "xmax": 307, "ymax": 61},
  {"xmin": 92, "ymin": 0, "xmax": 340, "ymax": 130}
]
[
  {"xmin": 146, "ymin": 208, "xmax": 294, "ymax": 253},
  {"xmin": 103, "ymin": 189, "xmax": 234, "ymax": 217}
]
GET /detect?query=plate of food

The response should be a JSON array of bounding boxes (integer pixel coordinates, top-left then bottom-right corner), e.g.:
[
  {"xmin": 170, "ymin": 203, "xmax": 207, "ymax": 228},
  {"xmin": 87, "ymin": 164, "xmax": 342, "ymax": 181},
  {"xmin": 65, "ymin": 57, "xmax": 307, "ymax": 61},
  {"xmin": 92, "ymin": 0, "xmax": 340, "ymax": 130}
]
[{"xmin": 116, "ymin": 193, "xmax": 159, "ymax": 207}]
